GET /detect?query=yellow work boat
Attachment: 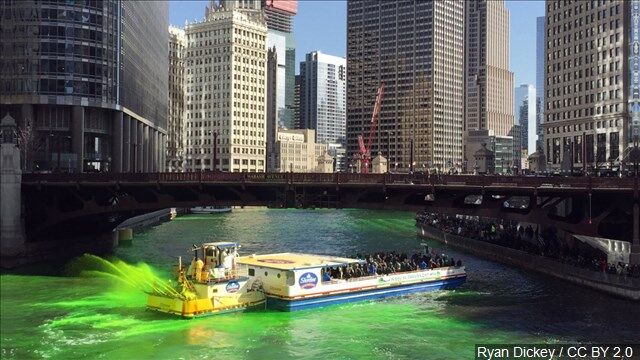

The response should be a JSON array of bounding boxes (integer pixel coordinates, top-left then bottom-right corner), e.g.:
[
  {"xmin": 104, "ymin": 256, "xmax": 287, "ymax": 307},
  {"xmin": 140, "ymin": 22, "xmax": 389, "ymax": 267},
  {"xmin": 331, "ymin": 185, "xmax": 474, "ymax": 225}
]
[{"xmin": 147, "ymin": 242, "xmax": 266, "ymax": 318}]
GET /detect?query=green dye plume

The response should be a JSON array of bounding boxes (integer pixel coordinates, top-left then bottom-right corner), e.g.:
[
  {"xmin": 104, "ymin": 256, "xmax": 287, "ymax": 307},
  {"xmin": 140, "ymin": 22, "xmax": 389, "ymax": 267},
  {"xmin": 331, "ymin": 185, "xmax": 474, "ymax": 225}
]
[{"xmin": 66, "ymin": 254, "xmax": 183, "ymax": 298}]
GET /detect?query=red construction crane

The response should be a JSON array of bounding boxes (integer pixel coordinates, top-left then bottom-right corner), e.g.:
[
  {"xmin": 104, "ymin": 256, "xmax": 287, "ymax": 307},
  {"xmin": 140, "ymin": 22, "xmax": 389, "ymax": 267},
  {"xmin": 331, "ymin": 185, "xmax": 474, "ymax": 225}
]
[{"xmin": 357, "ymin": 82, "xmax": 385, "ymax": 173}]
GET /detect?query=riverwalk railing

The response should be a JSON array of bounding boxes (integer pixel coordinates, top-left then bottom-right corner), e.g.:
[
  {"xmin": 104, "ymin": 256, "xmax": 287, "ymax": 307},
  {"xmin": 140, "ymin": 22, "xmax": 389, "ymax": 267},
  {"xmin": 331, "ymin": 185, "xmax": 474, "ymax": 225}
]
[{"xmin": 417, "ymin": 222, "xmax": 640, "ymax": 290}]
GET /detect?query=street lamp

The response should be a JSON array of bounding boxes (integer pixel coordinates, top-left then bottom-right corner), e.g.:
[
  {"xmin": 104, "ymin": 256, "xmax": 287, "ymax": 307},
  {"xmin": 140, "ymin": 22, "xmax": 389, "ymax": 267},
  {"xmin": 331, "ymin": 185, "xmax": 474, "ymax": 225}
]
[
  {"xmin": 132, "ymin": 142, "xmax": 138, "ymax": 172},
  {"xmin": 386, "ymin": 131, "xmax": 393, "ymax": 169},
  {"xmin": 48, "ymin": 131, "xmax": 55, "ymax": 171},
  {"xmin": 209, "ymin": 130, "xmax": 218, "ymax": 172},
  {"xmin": 409, "ymin": 138, "xmax": 414, "ymax": 173}
]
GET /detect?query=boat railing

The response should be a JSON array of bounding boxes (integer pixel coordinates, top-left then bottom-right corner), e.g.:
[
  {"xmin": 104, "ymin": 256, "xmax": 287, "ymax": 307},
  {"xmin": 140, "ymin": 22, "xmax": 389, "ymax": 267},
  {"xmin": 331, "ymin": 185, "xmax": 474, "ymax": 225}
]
[{"xmin": 338, "ymin": 266, "xmax": 465, "ymax": 283}]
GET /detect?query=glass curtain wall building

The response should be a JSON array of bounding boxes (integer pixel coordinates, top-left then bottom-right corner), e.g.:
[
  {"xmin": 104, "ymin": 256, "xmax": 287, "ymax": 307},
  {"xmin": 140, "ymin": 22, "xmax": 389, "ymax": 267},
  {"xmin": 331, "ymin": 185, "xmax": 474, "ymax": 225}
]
[
  {"xmin": 300, "ymin": 51, "xmax": 347, "ymax": 145},
  {"xmin": 0, "ymin": 0, "xmax": 168, "ymax": 173}
]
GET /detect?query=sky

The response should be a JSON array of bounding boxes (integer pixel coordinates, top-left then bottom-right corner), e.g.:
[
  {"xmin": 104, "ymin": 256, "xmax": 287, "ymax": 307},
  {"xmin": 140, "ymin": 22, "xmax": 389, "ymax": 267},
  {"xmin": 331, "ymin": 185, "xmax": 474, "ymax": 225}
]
[{"xmin": 169, "ymin": 0, "xmax": 545, "ymax": 87}]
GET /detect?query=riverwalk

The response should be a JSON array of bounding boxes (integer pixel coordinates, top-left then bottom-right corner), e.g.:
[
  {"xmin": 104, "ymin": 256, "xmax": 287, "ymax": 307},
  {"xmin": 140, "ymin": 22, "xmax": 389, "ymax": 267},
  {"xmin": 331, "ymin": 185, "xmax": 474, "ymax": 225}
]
[{"xmin": 416, "ymin": 222, "xmax": 640, "ymax": 300}]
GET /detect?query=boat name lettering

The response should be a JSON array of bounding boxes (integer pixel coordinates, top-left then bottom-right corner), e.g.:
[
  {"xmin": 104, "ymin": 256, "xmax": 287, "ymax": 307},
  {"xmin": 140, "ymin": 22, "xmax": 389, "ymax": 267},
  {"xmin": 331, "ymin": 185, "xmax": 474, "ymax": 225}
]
[
  {"xmin": 226, "ymin": 281, "xmax": 240, "ymax": 293},
  {"xmin": 380, "ymin": 272, "xmax": 431, "ymax": 283},
  {"xmin": 298, "ymin": 272, "xmax": 318, "ymax": 289}
]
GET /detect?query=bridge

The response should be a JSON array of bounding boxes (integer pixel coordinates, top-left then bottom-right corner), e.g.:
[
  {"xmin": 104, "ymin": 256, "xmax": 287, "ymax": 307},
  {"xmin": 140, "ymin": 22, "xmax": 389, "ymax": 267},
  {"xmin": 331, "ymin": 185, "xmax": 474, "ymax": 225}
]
[{"xmin": 21, "ymin": 172, "xmax": 640, "ymax": 249}]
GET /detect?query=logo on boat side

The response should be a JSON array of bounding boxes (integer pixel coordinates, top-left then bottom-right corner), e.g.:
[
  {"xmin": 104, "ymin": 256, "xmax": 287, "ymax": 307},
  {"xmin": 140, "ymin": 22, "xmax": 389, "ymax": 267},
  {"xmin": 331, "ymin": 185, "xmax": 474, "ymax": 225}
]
[
  {"xmin": 298, "ymin": 272, "xmax": 318, "ymax": 289},
  {"xmin": 258, "ymin": 259, "xmax": 295, "ymax": 264},
  {"xmin": 226, "ymin": 281, "xmax": 240, "ymax": 293}
]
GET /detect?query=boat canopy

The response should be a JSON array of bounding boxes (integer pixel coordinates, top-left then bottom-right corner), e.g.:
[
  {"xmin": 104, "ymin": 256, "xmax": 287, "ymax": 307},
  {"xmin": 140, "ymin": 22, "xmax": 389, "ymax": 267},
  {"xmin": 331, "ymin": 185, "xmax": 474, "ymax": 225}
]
[
  {"xmin": 237, "ymin": 252, "xmax": 366, "ymax": 271},
  {"xmin": 201, "ymin": 242, "xmax": 239, "ymax": 249}
]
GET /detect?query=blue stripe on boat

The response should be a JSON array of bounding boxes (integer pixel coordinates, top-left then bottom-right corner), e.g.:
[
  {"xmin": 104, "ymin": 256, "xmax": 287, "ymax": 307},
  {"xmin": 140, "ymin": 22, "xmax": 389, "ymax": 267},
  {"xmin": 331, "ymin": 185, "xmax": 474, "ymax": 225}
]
[{"xmin": 266, "ymin": 276, "xmax": 466, "ymax": 311}]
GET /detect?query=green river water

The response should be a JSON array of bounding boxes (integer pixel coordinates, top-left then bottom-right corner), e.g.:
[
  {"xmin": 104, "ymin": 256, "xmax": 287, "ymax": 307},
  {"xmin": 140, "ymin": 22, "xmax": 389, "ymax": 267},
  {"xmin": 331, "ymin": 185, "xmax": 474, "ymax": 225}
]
[{"xmin": 1, "ymin": 209, "xmax": 639, "ymax": 359}]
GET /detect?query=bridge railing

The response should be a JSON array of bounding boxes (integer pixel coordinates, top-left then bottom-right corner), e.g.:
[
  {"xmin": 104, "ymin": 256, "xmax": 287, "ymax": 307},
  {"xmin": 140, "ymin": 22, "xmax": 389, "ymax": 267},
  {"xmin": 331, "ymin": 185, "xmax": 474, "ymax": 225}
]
[{"xmin": 21, "ymin": 172, "xmax": 638, "ymax": 190}]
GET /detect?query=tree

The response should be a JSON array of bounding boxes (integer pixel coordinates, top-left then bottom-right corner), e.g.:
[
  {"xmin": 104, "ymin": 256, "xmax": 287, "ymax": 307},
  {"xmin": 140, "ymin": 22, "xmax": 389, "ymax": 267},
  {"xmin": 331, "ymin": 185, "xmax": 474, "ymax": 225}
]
[{"xmin": 16, "ymin": 119, "xmax": 40, "ymax": 172}]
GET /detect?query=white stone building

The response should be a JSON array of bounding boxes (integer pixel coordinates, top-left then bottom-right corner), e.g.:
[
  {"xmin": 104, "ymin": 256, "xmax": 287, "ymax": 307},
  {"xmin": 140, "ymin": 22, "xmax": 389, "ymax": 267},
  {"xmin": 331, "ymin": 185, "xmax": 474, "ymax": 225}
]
[{"xmin": 184, "ymin": 8, "xmax": 268, "ymax": 172}]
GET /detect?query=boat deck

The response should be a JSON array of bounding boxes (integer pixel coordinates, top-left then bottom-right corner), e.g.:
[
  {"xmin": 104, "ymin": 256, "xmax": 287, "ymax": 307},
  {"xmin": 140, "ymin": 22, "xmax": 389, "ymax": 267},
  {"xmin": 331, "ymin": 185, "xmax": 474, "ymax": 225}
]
[{"xmin": 238, "ymin": 252, "xmax": 365, "ymax": 270}]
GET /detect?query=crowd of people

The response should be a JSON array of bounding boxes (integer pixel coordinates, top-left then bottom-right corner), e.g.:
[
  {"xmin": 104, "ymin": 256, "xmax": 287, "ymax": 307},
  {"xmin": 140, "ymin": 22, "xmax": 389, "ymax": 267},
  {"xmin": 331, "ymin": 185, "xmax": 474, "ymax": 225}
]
[
  {"xmin": 322, "ymin": 249, "xmax": 462, "ymax": 282},
  {"xmin": 415, "ymin": 212, "xmax": 640, "ymax": 279}
]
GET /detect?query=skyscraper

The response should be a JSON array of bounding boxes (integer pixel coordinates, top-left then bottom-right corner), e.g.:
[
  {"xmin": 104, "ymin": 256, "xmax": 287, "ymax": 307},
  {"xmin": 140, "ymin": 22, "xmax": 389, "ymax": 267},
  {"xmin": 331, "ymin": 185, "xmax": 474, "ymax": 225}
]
[
  {"xmin": 183, "ymin": 7, "xmax": 268, "ymax": 172},
  {"xmin": 219, "ymin": 1, "xmax": 297, "ymax": 171},
  {"xmin": 535, "ymin": 16, "xmax": 546, "ymax": 151},
  {"xmin": 514, "ymin": 84, "xmax": 537, "ymax": 157},
  {"xmin": 544, "ymin": 0, "xmax": 631, "ymax": 172},
  {"xmin": 266, "ymin": 32, "xmax": 286, "ymax": 171},
  {"xmin": 347, "ymin": 1, "xmax": 465, "ymax": 172},
  {"xmin": 1, "ymin": 1, "xmax": 168, "ymax": 173},
  {"xmin": 630, "ymin": 0, "xmax": 640, "ymax": 144},
  {"xmin": 167, "ymin": 26, "xmax": 186, "ymax": 172},
  {"xmin": 463, "ymin": 0, "xmax": 514, "ymax": 173},
  {"xmin": 293, "ymin": 75, "xmax": 301, "ymax": 129},
  {"xmin": 300, "ymin": 51, "xmax": 347, "ymax": 145}
]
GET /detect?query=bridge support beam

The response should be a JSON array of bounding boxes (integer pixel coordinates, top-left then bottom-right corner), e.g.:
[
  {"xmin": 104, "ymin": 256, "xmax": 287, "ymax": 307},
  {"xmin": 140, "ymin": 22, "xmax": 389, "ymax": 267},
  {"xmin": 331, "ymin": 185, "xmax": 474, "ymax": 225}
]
[{"xmin": 631, "ymin": 202, "xmax": 640, "ymax": 265}]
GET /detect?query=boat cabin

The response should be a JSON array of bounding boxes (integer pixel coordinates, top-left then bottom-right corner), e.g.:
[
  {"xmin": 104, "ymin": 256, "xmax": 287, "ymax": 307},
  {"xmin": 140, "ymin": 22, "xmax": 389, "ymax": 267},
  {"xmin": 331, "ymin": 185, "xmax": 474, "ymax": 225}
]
[
  {"xmin": 187, "ymin": 242, "xmax": 240, "ymax": 283},
  {"xmin": 237, "ymin": 253, "xmax": 366, "ymax": 297}
]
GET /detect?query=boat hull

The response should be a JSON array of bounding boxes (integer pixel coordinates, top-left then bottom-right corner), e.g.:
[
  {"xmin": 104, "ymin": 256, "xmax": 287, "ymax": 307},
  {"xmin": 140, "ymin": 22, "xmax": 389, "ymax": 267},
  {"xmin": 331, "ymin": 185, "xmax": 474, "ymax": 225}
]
[
  {"xmin": 147, "ymin": 294, "xmax": 265, "ymax": 318},
  {"xmin": 265, "ymin": 275, "xmax": 466, "ymax": 311}
]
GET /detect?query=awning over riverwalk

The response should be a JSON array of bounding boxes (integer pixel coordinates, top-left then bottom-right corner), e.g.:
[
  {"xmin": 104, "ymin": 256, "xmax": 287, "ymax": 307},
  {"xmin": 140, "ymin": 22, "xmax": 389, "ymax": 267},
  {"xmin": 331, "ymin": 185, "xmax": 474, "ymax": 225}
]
[{"xmin": 573, "ymin": 235, "xmax": 630, "ymax": 263}]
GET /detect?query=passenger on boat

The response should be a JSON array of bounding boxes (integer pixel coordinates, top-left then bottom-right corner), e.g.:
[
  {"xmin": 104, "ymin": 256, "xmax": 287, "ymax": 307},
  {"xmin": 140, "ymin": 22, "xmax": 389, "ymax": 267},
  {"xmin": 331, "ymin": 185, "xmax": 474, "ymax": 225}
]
[
  {"xmin": 368, "ymin": 263, "xmax": 377, "ymax": 275},
  {"xmin": 322, "ymin": 270, "xmax": 331, "ymax": 282}
]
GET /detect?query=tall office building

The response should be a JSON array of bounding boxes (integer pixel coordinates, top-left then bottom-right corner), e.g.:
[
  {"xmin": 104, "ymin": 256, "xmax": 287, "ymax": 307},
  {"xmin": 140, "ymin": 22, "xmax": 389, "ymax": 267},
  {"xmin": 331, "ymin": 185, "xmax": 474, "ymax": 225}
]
[
  {"xmin": 219, "ymin": 4, "xmax": 296, "ymax": 124},
  {"xmin": 167, "ymin": 26, "xmax": 186, "ymax": 172},
  {"xmin": 300, "ymin": 51, "xmax": 347, "ymax": 145},
  {"xmin": 514, "ymin": 84, "xmax": 537, "ymax": 155},
  {"xmin": 347, "ymin": 1, "xmax": 465, "ymax": 172},
  {"xmin": 544, "ymin": 0, "xmax": 632, "ymax": 171},
  {"xmin": 183, "ymin": 7, "xmax": 267, "ymax": 172},
  {"xmin": 283, "ymin": 33, "xmax": 297, "ymax": 129},
  {"xmin": 0, "ymin": 1, "xmax": 168, "ymax": 173},
  {"xmin": 219, "ymin": 0, "xmax": 297, "ymax": 171},
  {"xmin": 293, "ymin": 75, "xmax": 301, "ymax": 129},
  {"xmin": 266, "ymin": 32, "xmax": 286, "ymax": 170},
  {"xmin": 630, "ymin": 0, "xmax": 640, "ymax": 144},
  {"xmin": 535, "ymin": 16, "xmax": 546, "ymax": 151},
  {"xmin": 463, "ymin": 0, "xmax": 514, "ymax": 173}
]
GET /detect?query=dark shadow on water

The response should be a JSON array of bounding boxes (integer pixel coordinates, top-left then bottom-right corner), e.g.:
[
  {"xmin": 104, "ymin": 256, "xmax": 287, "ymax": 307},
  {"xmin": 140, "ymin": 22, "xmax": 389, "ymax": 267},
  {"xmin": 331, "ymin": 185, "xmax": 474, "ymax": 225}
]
[{"xmin": 433, "ymin": 269, "xmax": 640, "ymax": 343}]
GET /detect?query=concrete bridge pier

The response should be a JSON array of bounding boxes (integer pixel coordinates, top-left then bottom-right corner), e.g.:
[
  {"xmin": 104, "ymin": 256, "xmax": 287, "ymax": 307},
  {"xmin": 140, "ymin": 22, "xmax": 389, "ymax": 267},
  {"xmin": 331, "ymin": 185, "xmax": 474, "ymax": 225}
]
[{"xmin": 1, "ymin": 114, "xmax": 26, "ymax": 265}]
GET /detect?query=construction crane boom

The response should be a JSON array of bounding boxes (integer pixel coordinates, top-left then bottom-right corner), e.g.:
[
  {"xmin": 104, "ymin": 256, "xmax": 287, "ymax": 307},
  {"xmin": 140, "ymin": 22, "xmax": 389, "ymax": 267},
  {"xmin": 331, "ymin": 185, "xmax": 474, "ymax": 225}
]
[{"xmin": 357, "ymin": 83, "xmax": 385, "ymax": 173}]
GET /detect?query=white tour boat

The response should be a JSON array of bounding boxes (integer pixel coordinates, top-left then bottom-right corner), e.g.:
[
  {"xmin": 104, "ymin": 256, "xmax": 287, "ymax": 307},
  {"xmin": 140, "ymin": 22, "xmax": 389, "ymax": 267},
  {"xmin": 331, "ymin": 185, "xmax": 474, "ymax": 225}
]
[
  {"xmin": 190, "ymin": 206, "xmax": 232, "ymax": 214},
  {"xmin": 236, "ymin": 252, "xmax": 466, "ymax": 311}
]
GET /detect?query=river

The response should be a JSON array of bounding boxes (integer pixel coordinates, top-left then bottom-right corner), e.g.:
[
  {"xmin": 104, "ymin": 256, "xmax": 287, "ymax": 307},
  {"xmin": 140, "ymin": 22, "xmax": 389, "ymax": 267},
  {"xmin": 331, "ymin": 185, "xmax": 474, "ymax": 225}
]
[{"xmin": 1, "ymin": 208, "xmax": 639, "ymax": 359}]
